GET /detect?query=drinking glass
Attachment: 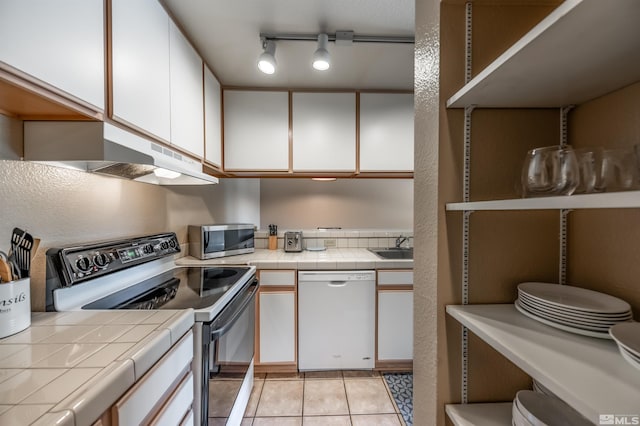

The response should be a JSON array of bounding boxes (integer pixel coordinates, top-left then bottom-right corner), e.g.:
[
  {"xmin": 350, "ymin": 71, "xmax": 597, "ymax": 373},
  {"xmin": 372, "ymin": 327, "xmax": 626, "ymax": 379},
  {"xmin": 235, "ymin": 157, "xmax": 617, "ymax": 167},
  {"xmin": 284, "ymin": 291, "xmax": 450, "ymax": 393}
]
[
  {"xmin": 521, "ymin": 146, "xmax": 579, "ymax": 197},
  {"xmin": 600, "ymin": 147, "xmax": 638, "ymax": 192}
]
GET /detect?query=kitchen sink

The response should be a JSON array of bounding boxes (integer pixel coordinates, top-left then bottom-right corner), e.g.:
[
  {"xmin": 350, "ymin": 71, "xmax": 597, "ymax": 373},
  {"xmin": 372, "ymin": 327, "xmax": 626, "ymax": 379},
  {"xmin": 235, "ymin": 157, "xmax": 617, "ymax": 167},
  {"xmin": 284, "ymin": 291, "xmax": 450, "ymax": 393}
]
[{"xmin": 368, "ymin": 247, "xmax": 413, "ymax": 259}]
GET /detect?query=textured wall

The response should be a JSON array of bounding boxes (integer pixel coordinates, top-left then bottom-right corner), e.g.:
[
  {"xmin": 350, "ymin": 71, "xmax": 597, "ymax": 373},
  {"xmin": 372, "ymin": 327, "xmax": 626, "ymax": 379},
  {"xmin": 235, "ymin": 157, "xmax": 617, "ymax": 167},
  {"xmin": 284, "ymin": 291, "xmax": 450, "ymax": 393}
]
[
  {"xmin": 413, "ymin": 0, "xmax": 440, "ymax": 423},
  {"xmin": 260, "ymin": 178, "xmax": 413, "ymax": 230}
]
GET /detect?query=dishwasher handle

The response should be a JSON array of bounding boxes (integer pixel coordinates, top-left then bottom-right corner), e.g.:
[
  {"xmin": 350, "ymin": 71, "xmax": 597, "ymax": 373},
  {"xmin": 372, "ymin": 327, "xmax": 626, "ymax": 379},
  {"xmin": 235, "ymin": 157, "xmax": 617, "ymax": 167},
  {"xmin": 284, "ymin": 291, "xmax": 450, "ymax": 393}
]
[{"xmin": 328, "ymin": 280, "xmax": 347, "ymax": 287}]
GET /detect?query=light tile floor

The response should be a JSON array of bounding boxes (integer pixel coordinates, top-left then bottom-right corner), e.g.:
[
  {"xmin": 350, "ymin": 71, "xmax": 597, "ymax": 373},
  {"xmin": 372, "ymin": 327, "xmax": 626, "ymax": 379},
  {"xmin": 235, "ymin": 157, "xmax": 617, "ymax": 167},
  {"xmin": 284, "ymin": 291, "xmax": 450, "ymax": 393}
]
[{"xmin": 209, "ymin": 371, "xmax": 406, "ymax": 425}]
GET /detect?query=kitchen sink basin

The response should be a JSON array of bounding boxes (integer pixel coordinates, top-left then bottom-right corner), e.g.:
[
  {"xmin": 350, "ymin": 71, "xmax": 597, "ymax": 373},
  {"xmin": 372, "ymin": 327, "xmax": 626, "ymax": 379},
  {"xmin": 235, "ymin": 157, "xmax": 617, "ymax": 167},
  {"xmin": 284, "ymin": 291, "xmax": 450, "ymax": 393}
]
[{"xmin": 368, "ymin": 248, "xmax": 413, "ymax": 259}]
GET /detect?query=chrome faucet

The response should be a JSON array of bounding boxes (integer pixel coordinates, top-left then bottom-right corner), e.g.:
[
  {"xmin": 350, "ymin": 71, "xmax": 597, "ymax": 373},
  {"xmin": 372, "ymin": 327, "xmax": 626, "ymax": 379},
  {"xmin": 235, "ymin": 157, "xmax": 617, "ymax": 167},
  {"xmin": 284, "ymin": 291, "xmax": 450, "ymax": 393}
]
[{"xmin": 395, "ymin": 235, "xmax": 408, "ymax": 248}]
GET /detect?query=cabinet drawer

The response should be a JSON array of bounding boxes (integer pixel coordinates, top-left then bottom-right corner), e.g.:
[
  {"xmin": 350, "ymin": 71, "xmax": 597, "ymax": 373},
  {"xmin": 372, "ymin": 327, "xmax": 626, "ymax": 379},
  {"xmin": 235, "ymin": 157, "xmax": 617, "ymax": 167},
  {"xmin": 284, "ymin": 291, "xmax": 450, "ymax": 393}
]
[
  {"xmin": 150, "ymin": 373, "xmax": 194, "ymax": 425},
  {"xmin": 378, "ymin": 270, "xmax": 413, "ymax": 286},
  {"xmin": 259, "ymin": 270, "xmax": 296, "ymax": 286},
  {"xmin": 113, "ymin": 331, "xmax": 193, "ymax": 425}
]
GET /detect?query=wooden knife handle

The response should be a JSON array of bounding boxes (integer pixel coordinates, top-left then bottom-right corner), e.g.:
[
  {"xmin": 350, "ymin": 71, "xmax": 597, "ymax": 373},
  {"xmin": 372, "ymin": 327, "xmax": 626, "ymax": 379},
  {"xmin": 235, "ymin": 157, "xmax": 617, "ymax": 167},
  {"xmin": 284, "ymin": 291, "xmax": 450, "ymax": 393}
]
[{"xmin": 0, "ymin": 259, "xmax": 12, "ymax": 283}]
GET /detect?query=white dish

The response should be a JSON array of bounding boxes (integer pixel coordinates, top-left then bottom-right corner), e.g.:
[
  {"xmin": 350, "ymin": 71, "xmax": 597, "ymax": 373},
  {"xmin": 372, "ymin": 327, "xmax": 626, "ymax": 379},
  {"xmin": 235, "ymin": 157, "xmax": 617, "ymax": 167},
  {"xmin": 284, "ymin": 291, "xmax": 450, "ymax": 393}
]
[
  {"xmin": 532, "ymin": 379, "xmax": 556, "ymax": 398},
  {"xmin": 516, "ymin": 390, "xmax": 591, "ymax": 426},
  {"xmin": 515, "ymin": 300, "xmax": 613, "ymax": 339},
  {"xmin": 617, "ymin": 346, "xmax": 640, "ymax": 372},
  {"xmin": 518, "ymin": 296, "xmax": 627, "ymax": 327},
  {"xmin": 609, "ymin": 322, "xmax": 640, "ymax": 357},
  {"xmin": 518, "ymin": 298, "xmax": 620, "ymax": 331},
  {"xmin": 518, "ymin": 292, "xmax": 632, "ymax": 320},
  {"xmin": 305, "ymin": 247, "xmax": 327, "ymax": 252},
  {"xmin": 512, "ymin": 401, "xmax": 534, "ymax": 426},
  {"xmin": 518, "ymin": 282, "xmax": 631, "ymax": 314}
]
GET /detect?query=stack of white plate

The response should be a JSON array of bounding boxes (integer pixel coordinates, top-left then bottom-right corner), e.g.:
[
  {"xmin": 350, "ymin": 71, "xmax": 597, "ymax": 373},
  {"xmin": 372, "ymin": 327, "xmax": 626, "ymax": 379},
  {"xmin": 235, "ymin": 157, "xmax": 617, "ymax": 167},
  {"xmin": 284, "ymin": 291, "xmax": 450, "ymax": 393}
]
[
  {"xmin": 515, "ymin": 282, "xmax": 633, "ymax": 339},
  {"xmin": 531, "ymin": 379, "xmax": 555, "ymax": 398},
  {"xmin": 610, "ymin": 322, "xmax": 640, "ymax": 371},
  {"xmin": 512, "ymin": 390, "xmax": 590, "ymax": 425}
]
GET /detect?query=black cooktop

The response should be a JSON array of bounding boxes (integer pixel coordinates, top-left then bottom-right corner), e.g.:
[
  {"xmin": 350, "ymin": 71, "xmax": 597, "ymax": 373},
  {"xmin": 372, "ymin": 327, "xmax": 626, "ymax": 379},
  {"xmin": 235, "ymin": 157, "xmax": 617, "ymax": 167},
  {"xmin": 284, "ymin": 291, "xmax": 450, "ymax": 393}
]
[{"xmin": 82, "ymin": 266, "xmax": 251, "ymax": 311}]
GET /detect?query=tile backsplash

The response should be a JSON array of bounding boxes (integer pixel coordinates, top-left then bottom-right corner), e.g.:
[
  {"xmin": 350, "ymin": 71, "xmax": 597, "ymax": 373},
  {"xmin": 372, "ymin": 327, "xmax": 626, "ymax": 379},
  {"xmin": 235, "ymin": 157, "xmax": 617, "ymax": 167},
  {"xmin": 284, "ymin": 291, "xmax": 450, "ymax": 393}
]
[{"xmin": 253, "ymin": 229, "xmax": 413, "ymax": 250}]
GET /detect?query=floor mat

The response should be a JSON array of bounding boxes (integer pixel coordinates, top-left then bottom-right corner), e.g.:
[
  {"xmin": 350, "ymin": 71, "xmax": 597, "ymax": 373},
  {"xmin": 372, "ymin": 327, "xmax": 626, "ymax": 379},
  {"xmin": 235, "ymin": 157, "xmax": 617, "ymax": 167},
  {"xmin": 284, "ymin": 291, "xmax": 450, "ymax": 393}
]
[{"xmin": 383, "ymin": 372, "xmax": 413, "ymax": 426}]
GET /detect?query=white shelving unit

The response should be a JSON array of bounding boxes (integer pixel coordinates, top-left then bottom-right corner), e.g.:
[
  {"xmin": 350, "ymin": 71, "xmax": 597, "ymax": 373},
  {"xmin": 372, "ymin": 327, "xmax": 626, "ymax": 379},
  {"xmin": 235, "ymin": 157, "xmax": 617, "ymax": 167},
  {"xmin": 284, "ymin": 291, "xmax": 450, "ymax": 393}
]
[
  {"xmin": 445, "ymin": 403, "xmax": 512, "ymax": 426},
  {"xmin": 446, "ymin": 304, "xmax": 640, "ymax": 424},
  {"xmin": 446, "ymin": 191, "xmax": 640, "ymax": 211},
  {"xmin": 447, "ymin": 0, "xmax": 640, "ymax": 108}
]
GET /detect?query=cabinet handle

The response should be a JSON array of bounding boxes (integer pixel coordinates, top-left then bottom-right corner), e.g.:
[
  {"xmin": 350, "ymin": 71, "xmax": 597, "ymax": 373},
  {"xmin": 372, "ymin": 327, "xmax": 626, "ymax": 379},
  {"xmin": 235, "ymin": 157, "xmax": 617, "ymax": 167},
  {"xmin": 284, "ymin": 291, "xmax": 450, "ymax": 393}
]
[{"xmin": 328, "ymin": 281, "xmax": 347, "ymax": 287}]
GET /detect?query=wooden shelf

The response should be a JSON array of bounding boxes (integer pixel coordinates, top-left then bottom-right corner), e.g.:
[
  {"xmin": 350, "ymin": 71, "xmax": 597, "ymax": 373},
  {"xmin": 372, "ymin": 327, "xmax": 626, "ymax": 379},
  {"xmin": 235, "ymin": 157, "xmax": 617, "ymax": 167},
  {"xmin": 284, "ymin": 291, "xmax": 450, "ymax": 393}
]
[
  {"xmin": 446, "ymin": 0, "xmax": 640, "ymax": 108},
  {"xmin": 445, "ymin": 191, "xmax": 640, "ymax": 211},
  {"xmin": 445, "ymin": 403, "xmax": 512, "ymax": 426},
  {"xmin": 446, "ymin": 304, "xmax": 640, "ymax": 424}
]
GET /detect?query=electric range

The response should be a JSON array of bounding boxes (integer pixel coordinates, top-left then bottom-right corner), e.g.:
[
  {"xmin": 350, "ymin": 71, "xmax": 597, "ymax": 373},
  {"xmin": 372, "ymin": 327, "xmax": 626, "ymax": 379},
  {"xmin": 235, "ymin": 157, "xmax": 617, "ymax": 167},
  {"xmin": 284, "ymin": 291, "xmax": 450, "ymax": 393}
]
[{"xmin": 45, "ymin": 232, "xmax": 258, "ymax": 426}]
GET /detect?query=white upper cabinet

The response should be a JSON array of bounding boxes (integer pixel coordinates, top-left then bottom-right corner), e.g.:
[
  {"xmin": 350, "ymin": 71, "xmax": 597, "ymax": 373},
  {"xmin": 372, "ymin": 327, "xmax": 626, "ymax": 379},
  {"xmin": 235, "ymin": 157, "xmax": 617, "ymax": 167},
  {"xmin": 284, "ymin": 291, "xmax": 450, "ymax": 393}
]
[
  {"xmin": 292, "ymin": 92, "xmax": 356, "ymax": 172},
  {"xmin": 204, "ymin": 66, "xmax": 222, "ymax": 167},
  {"xmin": 169, "ymin": 21, "xmax": 204, "ymax": 157},
  {"xmin": 0, "ymin": 0, "xmax": 104, "ymax": 110},
  {"xmin": 111, "ymin": 0, "xmax": 171, "ymax": 142},
  {"xmin": 359, "ymin": 93, "xmax": 414, "ymax": 172},
  {"xmin": 224, "ymin": 90, "xmax": 289, "ymax": 171}
]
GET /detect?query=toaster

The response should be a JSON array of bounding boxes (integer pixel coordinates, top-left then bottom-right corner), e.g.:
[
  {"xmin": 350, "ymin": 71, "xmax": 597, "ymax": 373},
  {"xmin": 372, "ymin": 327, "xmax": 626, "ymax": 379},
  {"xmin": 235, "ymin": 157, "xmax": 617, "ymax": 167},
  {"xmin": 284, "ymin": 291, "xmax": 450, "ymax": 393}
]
[{"xmin": 284, "ymin": 231, "xmax": 303, "ymax": 252}]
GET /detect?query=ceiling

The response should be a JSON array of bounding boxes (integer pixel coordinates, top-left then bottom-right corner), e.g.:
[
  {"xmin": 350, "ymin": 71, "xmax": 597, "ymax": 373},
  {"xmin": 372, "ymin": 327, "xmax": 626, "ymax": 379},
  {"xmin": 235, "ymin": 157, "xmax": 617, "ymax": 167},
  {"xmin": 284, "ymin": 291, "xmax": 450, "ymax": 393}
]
[{"xmin": 161, "ymin": 0, "xmax": 415, "ymax": 90}]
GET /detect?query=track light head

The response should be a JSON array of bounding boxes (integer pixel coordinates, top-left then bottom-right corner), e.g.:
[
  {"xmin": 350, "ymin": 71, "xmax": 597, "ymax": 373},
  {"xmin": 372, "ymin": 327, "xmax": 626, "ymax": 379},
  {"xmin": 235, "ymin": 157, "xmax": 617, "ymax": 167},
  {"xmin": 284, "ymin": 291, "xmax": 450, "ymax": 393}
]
[
  {"xmin": 312, "ymin": 33, "xmax": 330, "ymax": 71},
  {"xmin": 258, "ymin": 39, "xmax": 277, "ymax": 74}
]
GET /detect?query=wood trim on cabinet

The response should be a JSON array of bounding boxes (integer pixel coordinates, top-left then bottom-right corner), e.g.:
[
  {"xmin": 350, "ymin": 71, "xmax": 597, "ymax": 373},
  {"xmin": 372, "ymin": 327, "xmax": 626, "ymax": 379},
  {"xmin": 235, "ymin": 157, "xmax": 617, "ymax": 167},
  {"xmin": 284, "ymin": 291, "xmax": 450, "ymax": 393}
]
[
  {"xmin": 375, "ymin": 360, "xmax": 413, "ymax": 372},
  {"xmin": 254, "ymin": 364, "xmax": 298, "ymax": 374},
  {"xmin": 0, "ymin": 67, "xmax": 102, "ymax": 120},
  {"xmin": 220, "ymin": 77, "xmax": 225, "ymax": 170},
  {"xmin": 288, "ymin": 90, "xmax": 293, "ymax": 173},
  {"xmin": 355, "ymin": 92, "xmax": 361, "ymax": 174},
  {"xmin": 105, "ymin": 0, "xmax": 113, "ymax": 119},
  {"xmin": 378, "ymin": 285, "xmax": 414, "ymax": 291}
]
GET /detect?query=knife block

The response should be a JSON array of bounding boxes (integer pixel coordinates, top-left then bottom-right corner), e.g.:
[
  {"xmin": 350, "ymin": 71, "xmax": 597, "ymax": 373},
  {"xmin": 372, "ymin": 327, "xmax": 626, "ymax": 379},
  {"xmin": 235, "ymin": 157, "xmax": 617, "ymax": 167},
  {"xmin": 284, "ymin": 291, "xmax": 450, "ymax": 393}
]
[
  {"xmin": 268, "ymin": 236, "xmax": 277, "ymax": 250},
  {"xmin": 0, "ymin": 278, "xmax": 31, "ymax": 338}
]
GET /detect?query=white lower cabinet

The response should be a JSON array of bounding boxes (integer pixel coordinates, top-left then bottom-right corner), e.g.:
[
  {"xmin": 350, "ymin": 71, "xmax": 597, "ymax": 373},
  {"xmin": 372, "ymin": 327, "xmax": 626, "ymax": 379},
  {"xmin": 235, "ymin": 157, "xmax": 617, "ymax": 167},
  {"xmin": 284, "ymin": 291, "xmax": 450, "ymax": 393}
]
[
  {"xmin": 111, "ymin": 330, "xmax": 194, "ymax": 425},
  {"xmin": 378, "ymin": 290, "xmax": 413, "ymax": 360},
  {"xmin": 258, "ymin": 291, "xmax": 296, "ymax": 364}
]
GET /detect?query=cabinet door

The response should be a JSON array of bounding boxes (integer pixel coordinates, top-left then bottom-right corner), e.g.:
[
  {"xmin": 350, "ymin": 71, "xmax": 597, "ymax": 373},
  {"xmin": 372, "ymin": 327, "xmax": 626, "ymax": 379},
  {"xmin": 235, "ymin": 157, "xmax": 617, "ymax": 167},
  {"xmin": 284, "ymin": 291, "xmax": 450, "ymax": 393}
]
[
  {"xmin": 360, "ymin": 93, "xmax": 414, "ymax": 172},
  {"xmin": 169, "ymin": 21, "xmax": 204, "ymax": 157},
  {"xmin": 292, "ymin": 92, "xmax": 356, "ymax": 172},
  {"xmin": 204, "ymin": 66, "xmax": 222, "ymax": 167},
  {"xmin": 0, "ymin": 0, "xmax": 104, "ymax": 110},
  {"xmin": 378, "ymin": 290, "xmax": 413, "ymax": 360},
  {"xmin": 111, "ymin": 0, "xmax": 171, "ymax": 142},
  {"xmin": 223, "ymin": 90, "xmax": 289, "ymax": 171},
  {"xmin": 259, "ymin": 291, "xmax": 295, "ymax": 363}
]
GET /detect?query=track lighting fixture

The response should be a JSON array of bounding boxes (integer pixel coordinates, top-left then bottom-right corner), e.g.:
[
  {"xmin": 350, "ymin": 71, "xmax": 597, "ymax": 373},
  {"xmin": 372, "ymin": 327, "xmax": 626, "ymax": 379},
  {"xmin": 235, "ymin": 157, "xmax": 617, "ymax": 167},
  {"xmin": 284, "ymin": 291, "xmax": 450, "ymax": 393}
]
[
  {"xmin": 257, "ymin": 31, "xmax": 414, "ymax": 75},
  {"xmin": 257, "ymin": 39, "xmax": 277, "ymax": 74},
  {"xmin": 312, "ymin": 33, "xmax": 330, "ymax": 71}
]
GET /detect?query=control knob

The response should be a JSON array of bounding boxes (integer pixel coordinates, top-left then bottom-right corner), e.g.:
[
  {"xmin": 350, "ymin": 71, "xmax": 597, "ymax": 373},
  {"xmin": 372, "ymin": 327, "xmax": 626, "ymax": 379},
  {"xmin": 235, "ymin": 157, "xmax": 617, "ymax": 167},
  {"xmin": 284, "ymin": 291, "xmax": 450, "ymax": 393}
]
[
  {"xmin": 168, "ymin": 239, "xmax": 177, "ymax": 249},
  {"xmin": 143, "ymin": 244, "xmax": 154, "ymax": 254},
  {"xmin": 93, "ymin": 253, "xmax": 110, "ymax": 269},
  {"xmin": 160, "ymin": 241, "xmax": 169, "ymax": 250},
  {"xmin": 75, "ymin": 256, "xmax": 92, "ymax": 272}
]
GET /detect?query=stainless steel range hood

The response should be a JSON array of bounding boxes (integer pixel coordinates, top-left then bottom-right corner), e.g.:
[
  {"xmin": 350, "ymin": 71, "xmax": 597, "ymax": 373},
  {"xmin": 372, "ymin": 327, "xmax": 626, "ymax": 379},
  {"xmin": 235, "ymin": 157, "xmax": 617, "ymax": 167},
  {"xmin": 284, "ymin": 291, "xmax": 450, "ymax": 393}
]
[{"xmin": 24, "ymin": 121, "xmax": 218, "ymax": 185}]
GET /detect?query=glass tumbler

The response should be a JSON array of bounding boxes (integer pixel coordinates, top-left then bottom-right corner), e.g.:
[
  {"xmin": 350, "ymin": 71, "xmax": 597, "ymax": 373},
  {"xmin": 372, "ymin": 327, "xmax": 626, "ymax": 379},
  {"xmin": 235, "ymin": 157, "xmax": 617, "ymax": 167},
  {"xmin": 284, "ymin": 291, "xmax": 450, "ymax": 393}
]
[
  {"xmin": 521, "ymin": 146, "xmax": 579, "ymax": 197},
  {"xmin": 600, "ymin": 147, "xmax": 638, "ymax": 192}
]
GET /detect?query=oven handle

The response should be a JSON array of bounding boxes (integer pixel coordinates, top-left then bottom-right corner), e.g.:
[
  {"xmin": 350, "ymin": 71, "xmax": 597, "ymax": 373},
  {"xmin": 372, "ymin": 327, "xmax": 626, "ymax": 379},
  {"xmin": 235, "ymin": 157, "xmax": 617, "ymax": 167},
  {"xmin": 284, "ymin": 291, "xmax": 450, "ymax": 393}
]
[{"xmin": 210, "ymin": 277, "xmax": 258, "ymax": 339}]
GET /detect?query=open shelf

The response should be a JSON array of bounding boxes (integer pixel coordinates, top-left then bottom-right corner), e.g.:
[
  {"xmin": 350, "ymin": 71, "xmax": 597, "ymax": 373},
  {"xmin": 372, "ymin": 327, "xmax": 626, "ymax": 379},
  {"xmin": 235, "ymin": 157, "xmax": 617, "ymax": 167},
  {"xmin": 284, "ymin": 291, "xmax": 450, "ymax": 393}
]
[
  {"xmin": 446, "ymin": 0, "xmax": 640, "ymax": 108},
  {"xmin": 445, "ymin": 190, "xmax": 640, "ymax": 211},
  {"xmin": 445, "ymin": 403, "xmax": 512, "ymax": 426},
  {"xmin": 446, "ymin": 304, "xmax": 640, "ymax": 424}
]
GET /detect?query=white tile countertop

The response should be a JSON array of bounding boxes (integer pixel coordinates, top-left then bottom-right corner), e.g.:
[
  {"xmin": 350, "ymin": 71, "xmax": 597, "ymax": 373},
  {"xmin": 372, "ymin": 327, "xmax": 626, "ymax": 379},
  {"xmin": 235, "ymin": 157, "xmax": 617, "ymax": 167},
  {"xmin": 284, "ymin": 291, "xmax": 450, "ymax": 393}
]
[
  {"xmin": 176, "ymin": 248, "xmax": 413, "ymax": 270},
  {"xmin": 0, "ymin": 309, "xmax": 194, "ymax": 426}
]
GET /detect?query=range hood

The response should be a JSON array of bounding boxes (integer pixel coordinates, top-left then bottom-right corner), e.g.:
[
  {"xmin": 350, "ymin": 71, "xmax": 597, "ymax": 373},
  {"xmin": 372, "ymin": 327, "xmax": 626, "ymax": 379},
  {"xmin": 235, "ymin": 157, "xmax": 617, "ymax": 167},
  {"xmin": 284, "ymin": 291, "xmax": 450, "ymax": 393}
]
[{"xmin": 23, "ymin": 121, "xmax": 218, "ymax": 185}]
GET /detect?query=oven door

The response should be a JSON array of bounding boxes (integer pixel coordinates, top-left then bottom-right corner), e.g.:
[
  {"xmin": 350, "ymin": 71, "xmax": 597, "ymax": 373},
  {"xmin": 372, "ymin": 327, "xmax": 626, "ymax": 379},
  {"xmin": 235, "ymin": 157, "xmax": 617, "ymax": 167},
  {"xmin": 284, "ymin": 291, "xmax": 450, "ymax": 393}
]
[{"xmin": 201, "ymin": 277, "xmax": 257, "ymax": 425}]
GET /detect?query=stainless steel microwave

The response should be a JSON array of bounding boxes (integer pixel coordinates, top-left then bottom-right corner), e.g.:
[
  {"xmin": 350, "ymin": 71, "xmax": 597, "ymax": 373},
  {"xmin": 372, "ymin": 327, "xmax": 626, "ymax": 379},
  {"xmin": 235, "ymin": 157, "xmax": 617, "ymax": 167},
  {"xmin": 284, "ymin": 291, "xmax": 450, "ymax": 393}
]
[{"xmin": 188, "ymin": 224, "xmax": 255, "ymax": 259}]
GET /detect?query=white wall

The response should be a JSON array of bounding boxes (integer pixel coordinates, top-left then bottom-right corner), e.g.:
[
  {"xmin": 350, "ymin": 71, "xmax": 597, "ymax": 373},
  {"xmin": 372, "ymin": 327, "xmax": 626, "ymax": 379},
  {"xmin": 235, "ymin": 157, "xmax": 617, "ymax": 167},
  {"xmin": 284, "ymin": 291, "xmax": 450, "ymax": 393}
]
[{"xmin": 260, "ymin": 178, "xmax": 413, "ymax": 229}]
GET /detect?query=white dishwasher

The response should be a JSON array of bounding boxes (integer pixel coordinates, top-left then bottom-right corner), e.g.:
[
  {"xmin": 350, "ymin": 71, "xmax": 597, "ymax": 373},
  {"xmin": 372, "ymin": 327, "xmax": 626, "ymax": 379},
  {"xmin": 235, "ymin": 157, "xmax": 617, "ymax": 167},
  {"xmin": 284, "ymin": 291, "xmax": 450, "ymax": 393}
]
[{"xmin": 298, "ymin": 270, "xmax": 376, "ymax": 370}]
